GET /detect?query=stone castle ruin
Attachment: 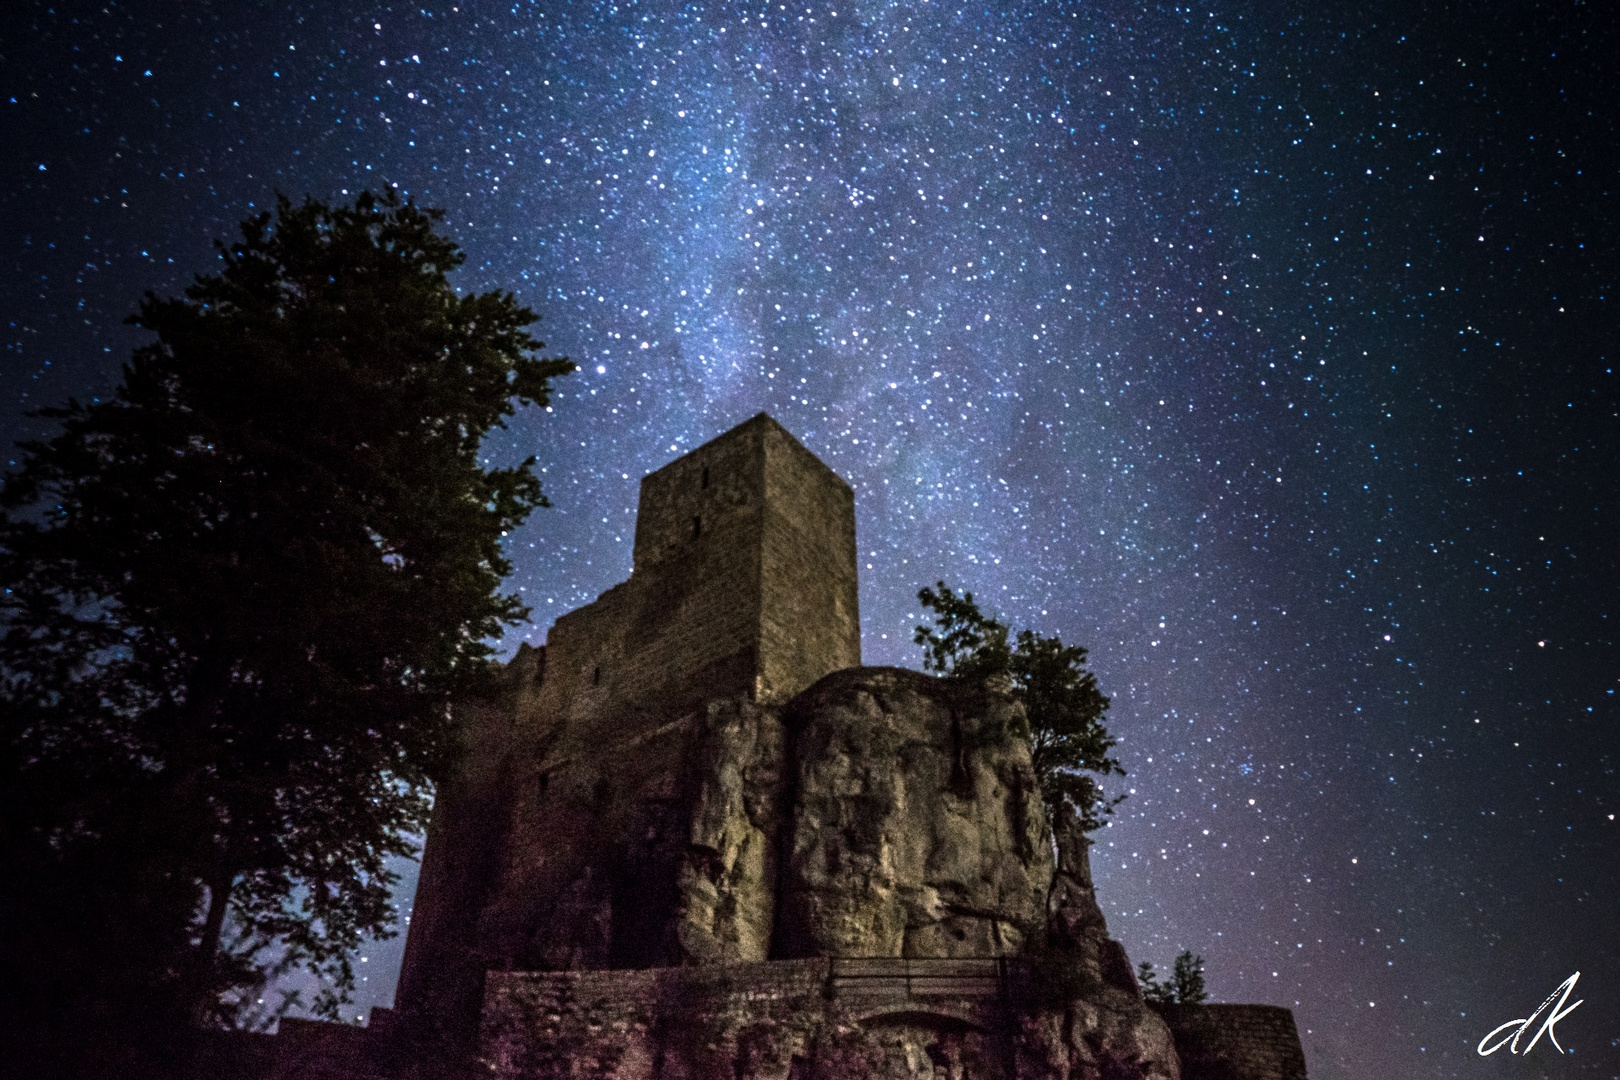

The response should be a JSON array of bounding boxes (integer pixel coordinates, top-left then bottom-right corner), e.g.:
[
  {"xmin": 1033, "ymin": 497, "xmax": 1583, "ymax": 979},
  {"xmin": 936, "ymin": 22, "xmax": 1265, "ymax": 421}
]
[{"xmin": 253, "ymin": 414, "xmax": 1307, "ymax": 1080}]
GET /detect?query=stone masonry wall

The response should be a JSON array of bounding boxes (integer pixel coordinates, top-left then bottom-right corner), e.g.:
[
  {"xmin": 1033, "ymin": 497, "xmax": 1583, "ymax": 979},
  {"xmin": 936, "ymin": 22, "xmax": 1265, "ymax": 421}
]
[
  {"xmin": 757, "ymin": 420, "xmax": 860, "ymax": 705},
  {"xmin": 480, "ymin": 960, "xmax": 830, "ymax": 1080},
  {"xmin": 534, "ymin": 418, "xmax": 769, "ymax": 753},
  {"xmin": 1149, "ymin": 1004, "xmax": 1308, "ymax": 1080},
  {"xmin": 521, "ymin": 414, "xmax": 860, "ymax": 752},
  {"xmin": 481, "ymin": 959, "xmax": 1025, "ymax": 1080},
  {"xmin": 392, "ymin": 648, "xmax": 537, "ymax": 1045},
  {"xmin": 479, "ymin": 957, "xmax": 1186, "ymax": 1080}
]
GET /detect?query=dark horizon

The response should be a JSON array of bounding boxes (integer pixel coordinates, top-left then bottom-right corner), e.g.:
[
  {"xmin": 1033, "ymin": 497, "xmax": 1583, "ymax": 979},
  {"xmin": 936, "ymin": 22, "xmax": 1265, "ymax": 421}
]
[{"xmin": 4, "ymin": 1, "xmax": 1615, "ymax": 1076}]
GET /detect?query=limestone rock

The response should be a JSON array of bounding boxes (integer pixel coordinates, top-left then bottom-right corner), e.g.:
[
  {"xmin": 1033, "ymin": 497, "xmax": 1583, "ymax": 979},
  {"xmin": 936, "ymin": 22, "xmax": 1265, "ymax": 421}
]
[
  {"xmin": 1047, "ymin": 803, "xmax": 1108, "ymax": 946},
  {"xmin": 1015, "ymin": 994, "xmax": 1183, "ymax": 1080},
  {"xmin": 776, "ymin": 667, "xmax": 1054, "ymax": 960},
  {"xmin": 1044, "ymin": 797, "xmax": 1117, "ymax": 1000},
  {"xmin": 675, "ymin": 697, "xmax": 786, "ymax": 963}
]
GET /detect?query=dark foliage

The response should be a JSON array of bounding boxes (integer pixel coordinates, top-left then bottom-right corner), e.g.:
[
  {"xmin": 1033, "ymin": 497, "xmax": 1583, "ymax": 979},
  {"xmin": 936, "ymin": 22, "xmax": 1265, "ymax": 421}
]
[
  {"xmin": 1138, "ymin": 950, "xmax": 1209, "ymax": 1005},
  {"xmin": 914, "ymin": 582, "xmax": 1123, "ymax": 830},
  {"xmin": 0, "ymin": 191, "xmax": 571, "ymax": 1067}
]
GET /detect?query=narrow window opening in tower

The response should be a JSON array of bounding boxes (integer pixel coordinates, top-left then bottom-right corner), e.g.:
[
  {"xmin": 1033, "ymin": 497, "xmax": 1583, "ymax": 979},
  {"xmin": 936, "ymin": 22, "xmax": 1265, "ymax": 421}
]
[
  {"xmin": 592, "ymin": 666, "xmax": 601, "ymax": 686},
  {"xmin": 692, "ymin": 514, "xmax": 703, "ymax": 538},
  {"xmin": 701, "ymin": 465, "xmax": 710, "ymax": 489}
]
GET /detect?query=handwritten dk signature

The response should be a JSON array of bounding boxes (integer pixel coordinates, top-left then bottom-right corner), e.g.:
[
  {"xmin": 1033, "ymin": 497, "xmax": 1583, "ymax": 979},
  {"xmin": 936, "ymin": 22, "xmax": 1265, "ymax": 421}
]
[{"xmin": 1477, "ymin": 972, "xmax": 1584, "ymax": 1058}]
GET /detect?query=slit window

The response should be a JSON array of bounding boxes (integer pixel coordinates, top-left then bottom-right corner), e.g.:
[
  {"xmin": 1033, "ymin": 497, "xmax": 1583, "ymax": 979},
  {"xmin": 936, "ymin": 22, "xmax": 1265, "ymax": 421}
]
[
  {"xmin": 692, "ymin": 514, "xmax": 703, "ymax": 538},
  {"xmin": 700, "ymin": 465, "xmax": 710, "ymax": 489},
  {"xmin": 592, "ymin": 665, "xmax": 601, "ymax": 686}
]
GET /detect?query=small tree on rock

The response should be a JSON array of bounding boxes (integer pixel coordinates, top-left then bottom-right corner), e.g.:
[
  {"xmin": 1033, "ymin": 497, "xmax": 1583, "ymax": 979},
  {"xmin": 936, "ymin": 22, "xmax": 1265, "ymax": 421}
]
[{"xmin": 915, "ymin": 582, "xmax": 1123, "ymax": 830}]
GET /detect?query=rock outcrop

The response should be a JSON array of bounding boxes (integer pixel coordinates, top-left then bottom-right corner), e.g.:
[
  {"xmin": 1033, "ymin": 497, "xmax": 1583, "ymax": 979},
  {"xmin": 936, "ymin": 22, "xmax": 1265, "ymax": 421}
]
[
  {"xmin": 471, "ymin": 665, "xmax": 1184, "ymax": 1080},
  {"xmin": 675, "ymin": 697, "xmax": 788, "ymax": 964},
  {"xmin": 775, "ymin": 667, "xmax": 1053, "ymax": 960}
]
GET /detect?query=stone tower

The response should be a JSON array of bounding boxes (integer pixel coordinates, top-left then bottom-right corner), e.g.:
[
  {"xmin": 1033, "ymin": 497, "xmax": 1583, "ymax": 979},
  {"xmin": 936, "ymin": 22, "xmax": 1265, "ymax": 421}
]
[{"xmin": 393, "ymin": 413, "xmax": 862, "ymax": 1044}]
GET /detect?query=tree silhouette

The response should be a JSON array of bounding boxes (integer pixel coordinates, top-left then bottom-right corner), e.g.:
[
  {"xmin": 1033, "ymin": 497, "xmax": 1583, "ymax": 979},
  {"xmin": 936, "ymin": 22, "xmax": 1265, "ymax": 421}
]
[
  {"xmin": 0, "ymin": 191, "xmax": 571, "ymax": 1069},
  {"xmin": 915, "ymin": 582, "xmax": 1123, "ymax": 829},
  {"xmin": 1137, "ymin": 951, "xmax": 1209, "ymax": 1005}
]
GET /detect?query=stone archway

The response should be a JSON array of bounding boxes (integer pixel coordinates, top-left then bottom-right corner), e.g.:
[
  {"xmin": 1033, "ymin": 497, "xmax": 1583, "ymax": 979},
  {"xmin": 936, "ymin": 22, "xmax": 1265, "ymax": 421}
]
[{"xmin": 855, "ymin": 1009, "xmax": 1006, "ymax": 1080}]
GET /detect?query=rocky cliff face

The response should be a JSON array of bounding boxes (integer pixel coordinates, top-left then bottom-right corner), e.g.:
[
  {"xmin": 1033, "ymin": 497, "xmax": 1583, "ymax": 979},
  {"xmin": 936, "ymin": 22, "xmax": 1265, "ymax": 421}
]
[
  {"xmin": 474, "ymin": 666, "xmax": 1183, "ymax": 1080},
  {"xmin": 774, "ymin": 667, "xmax": 1053, "ymax": 960},
  {"xmin": 665, "ymin": 667, "xmax": 1062, "ymax": 968},
  {"xmin": 675, "ymin": 696, "xmax": 787, "ymax": 964}
]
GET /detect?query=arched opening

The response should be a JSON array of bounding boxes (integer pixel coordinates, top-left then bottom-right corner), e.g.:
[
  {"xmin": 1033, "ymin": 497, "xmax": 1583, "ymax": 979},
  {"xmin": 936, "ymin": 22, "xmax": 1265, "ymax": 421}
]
[{"xmin": 856, "ymin": 1009, "xmax": 988, "ymax": 1035}]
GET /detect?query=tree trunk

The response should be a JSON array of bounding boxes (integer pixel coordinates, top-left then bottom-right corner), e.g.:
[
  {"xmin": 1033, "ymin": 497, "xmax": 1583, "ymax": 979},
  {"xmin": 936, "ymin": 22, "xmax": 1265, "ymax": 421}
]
[
  {"xmin": 163, "ymin": 644, "xmax": 238, "ymax": 1023},
  {"xmin": 198, "ymin": 873, "xmax": 231, "ymax": 966},
  {"xmin": 191, "ymin": 869, "xmax": 233, "ymax": 1024}
]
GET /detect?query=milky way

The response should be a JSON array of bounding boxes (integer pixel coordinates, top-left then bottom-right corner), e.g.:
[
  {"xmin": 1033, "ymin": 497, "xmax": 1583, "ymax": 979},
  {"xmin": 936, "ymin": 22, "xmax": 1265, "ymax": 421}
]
[{"xmin": 5, "ymin": 1, "xmax": 1616, "ymax": 1075}]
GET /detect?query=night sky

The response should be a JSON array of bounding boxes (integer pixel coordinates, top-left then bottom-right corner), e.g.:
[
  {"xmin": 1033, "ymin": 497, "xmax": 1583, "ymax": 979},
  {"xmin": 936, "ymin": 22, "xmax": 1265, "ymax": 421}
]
[{"xmin": 5, "ymin": 0, "xmax": 1616, "ymax": 1076}]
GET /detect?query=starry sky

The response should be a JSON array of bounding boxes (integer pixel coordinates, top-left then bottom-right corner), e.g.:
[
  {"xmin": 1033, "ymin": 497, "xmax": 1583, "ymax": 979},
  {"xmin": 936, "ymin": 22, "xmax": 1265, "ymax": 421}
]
[{"xmin": 4, "ymin": 0, "xmax": 1616, "ymax": 1076}]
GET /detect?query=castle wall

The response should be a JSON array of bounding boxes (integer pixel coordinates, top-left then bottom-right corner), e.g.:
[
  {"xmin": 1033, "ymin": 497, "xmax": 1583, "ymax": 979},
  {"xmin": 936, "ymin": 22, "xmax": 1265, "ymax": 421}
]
[
  {"xmin": 757, "ymin": 421, "xmax": 860, "ymax": 705},
  {"xmin": 477, "ymin": 957, "xmax": 1194, "ymax": 1080},
  {"xmin": 1149, "ymin": 1004, "xmax": 1309, "ymax": 1080},
  {"xmin": 479, "ymin": 959, "xmax": 1026, "ymax": 1080},
  {"xmin": 521, "ymin": 413, "xmax": 860, "ymax": 751},
  {"xmin": 531, "ymin": 422, "xmax": 767, "ymax": 753},
  {"xmin": 391, "ymin": 648, "xmax": 537, "ymax": 1045}
]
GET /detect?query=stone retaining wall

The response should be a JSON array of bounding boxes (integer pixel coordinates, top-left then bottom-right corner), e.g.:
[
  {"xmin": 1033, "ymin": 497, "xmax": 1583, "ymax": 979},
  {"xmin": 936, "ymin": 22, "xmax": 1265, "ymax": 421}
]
[
  {"xmin": 479, "ymin": 958, "xmax": 1031, "ymax": 1080},
  {"xmin": 1150, "ymin": 1003, "xmax": 1309, "ymax": 1080}
]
